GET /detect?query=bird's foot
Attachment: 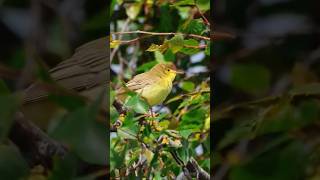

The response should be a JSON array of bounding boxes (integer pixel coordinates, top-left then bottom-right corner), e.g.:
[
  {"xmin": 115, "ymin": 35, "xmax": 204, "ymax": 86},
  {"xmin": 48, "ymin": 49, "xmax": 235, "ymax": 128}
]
[{"xmin": 143, "ymin": 112, "xmax": 159, "ymax": 118}]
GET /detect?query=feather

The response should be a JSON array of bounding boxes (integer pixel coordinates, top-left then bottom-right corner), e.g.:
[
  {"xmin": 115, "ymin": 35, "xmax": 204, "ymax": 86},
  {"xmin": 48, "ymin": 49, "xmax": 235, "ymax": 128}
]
[{"xmin": 23, "ymin": 37, "xmax": 109, "ymax": 104}]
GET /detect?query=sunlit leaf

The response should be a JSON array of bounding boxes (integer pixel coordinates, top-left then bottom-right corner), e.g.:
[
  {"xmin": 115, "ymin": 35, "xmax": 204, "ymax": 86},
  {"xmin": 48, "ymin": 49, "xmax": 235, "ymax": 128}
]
[
  {"xmin": 181, "ymin": 19, "xmax": 206, "ymax": 35},
  {"xmin": 117, "ymin": 127, "xmax": 137, "ymax": 140},
  {"xmin": 170, "ymin": 0, "xmax": 195, "ymax": 7},
  {"xmin": 124, "ymin": 94, "xmax": 149, "ymax": 114},
  {"xmin": 180, "ymin": 81, "xmax": 195, "ymax": 92},
  {"xmin": 137, "ymin": 61, "xmax": 158, "ymax": 73},
  {"xmin": 180, "ymin": 39, "xmax": 201, "ymax": 55},
  {"xmin": 155, "ymin": 51, "xmax": 165, "ymax": 63},
  {"xmin": 110, "ymin": 40, "xmax": 121, "ymax": 48},
  {"xmin": 125, "ymin": 2, "xmax": 142, "ymax": 20},
  {"xmin": 168, "ymin": 34, "xmax": 184, "ymax": 53},
  {"xmin": 146, "ymin": 43, "xmax": 168, "ymax": 53}
]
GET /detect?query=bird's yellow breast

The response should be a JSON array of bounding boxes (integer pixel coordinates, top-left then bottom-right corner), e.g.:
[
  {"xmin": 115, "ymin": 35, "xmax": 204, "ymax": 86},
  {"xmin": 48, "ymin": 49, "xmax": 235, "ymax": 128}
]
[{"xmin": 136, "ymin": 78, "xmax": 172, "ymax": 106}]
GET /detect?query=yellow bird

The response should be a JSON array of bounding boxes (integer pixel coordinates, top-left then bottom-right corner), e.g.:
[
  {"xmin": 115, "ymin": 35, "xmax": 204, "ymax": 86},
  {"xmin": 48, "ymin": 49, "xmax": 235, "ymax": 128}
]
[{"xmin": 116, "ymin": 63, "xmax": 183, "ymax": 107}]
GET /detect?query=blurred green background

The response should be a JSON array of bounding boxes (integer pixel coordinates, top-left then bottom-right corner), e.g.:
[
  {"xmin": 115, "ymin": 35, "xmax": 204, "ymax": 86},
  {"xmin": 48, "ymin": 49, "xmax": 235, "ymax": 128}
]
[
  {"xmin": 0, "ymin": 0, "xmax": 108, "ymax": 179},
  {"xmin": 214, "ymin": 0, "xmax": 320, "ymax": 179}
]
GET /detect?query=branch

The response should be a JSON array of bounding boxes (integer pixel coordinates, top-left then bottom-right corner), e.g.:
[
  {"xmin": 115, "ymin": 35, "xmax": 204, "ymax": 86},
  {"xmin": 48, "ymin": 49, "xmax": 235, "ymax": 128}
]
[
  {"xmin": 110, "ymin": 18, "xmax": 131, "ymax": 62},
  {"xmin": 110, "ymin": 100, "xmax": 127, "ymax": 132},
  {"xmin": 112, "ymin": 99, "xmax": 127, "ymax": 115},
  {"xmin": 111, "ymin": 30, "xmax": 210, "ymax": 41},
  {"xmin": 212, "ymin": 31, "xmax": 235, "ymax": 41},
  {"xmin": 194, "ymin": 4, "xmax": 210, "ymax": 27},
  {"xmin": 9, "ymin": 112, "xmax": 68, "ymax": 167},
  {"xmin": 175, "ymin": 157, "xmax": 210, "ymax": 180},
  {"xmin": 184, "ymin": 44, "xmax": 207, "ymax": 49},
  {"xmin": 111, "ymin": 30, "xmax": 235, "ymax": 45}
]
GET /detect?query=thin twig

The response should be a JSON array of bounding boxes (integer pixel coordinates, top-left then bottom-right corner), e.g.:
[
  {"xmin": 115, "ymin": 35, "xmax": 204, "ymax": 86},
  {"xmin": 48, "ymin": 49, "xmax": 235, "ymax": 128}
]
[
  {"xmin": 184, "ymin": 44, "xmax": 207, "ymax": 49},
  {"xmin": 111, "ymin": 30, "xmax": 210, "ymax": 41},
  {"xmin": 194, "ymin": 3, "xmax": 210, "ymax": 27},
  {"xmin": 110, "ymin": 18, "xmax": 131, "ymax": 62},
  {"xmin": 212, "ymin": 31, "xmax": 236, "ymax": 41}
]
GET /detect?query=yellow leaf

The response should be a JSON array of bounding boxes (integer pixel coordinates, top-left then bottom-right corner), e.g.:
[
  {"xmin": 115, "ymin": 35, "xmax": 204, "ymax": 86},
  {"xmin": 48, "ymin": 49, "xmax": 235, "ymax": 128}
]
[
  {"xmin": 169, "ymin": 138, "xmax": 182, "ymax": 148},
  {"xmin": 158, "ymin": 120, "xmax": 170, "ymax": 130},
  {"xmin": 126, "ymin": 2, "xmax": 142, "ymax": 20},
  {"xmin": 146, "ymin": 42, "xmax": 168, "ymax": 53},
  {"xmin": 160, "ymin": 135, "xmax": 169, "ymax": 145},
  {"xmin": 204, "ymin": 116, "xmax": 210, "ymax": 131},
  {"xmin": 144, "ymin": 148, "xmax": 154, "ymax": 164},
  {"xmin": 110, "ymin": 40, "xmax": 121, "ymax": 48}
]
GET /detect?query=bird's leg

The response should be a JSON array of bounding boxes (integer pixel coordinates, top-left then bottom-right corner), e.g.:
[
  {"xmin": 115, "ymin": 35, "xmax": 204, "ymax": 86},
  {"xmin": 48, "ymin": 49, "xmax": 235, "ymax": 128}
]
[
  {"xmin": 143, "ymin": 107, "xmax": 159, "ymax": 118},
  {"xmin": 149, "ymin": 108, "xmax": 154, "ymax": 117},
  {"xmin": 148, "ymin": 107, "xmax": 158, "ymax": 118}
]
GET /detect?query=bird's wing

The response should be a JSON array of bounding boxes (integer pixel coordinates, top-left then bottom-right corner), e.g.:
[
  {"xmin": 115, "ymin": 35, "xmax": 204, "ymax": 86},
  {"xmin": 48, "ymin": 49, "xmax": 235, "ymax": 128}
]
[
  {"xmin": 24, "ymin": 37, "xmax": 109, "ymax": 104},
  {"xmin": 116, "ymin": 73, "xmax": 160, "ymax": 96}
]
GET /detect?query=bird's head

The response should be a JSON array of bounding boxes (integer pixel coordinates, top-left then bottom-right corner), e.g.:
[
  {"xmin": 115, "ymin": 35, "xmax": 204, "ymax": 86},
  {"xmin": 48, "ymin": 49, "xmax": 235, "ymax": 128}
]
[{"xmin": 151, "ymin": 62, "xmax": 184, "ymax": 81}]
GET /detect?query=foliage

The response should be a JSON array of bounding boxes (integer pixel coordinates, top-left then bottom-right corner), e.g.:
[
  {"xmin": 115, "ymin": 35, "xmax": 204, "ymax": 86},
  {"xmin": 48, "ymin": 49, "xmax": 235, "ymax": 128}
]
[
  {"xmin": 110, "ymin": 0, "xmax": 210, "ymax": 178},
  {"xmin": 214, "ymin": 0, "xmax": 320, "ymax": 179}
]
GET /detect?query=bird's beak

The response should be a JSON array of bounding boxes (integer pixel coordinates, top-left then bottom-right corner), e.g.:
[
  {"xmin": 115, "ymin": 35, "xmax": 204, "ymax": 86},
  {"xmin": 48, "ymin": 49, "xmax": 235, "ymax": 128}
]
[{"xmin": 174, "ymin": 69, "xmax": 184, "ymax": 74}]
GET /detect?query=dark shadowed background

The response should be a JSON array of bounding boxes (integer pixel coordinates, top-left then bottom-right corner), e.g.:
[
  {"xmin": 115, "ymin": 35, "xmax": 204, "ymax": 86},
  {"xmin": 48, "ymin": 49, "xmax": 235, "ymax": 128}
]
[
  {"xmin": 213, "ymin": 0, "xmax": 320, "ymax": 179},
  {"xmin": 0, "ymin": 0, "xmax": 108, "ymax": 179}
]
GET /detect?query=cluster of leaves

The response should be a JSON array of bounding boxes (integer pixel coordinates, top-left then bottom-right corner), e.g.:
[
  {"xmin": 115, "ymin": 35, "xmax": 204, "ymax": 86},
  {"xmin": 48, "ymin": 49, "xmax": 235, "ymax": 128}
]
[
  {"xmin": 110, "ymin": 0, "xmax": 210, "ymax": 178},
  {"xmin": 214, "ymin": 0, "xmax": 320, "ymax": 179}
]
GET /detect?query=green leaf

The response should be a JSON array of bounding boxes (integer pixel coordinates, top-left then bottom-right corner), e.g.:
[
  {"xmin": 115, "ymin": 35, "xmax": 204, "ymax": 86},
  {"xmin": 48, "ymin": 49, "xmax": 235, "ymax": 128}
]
[
  {"xmin": 122, "ymin": 111, "xmax": 139, "ymax": 134},
  {"xmin": 159, "ymin": 120, "xmax": 170, "ymax": 130},
  {"xmin": 289, "ymin": 83, "xmax": 320, "ymax": 96},
  {"xmin": 0, "ymin": 94, "xmax": 21, "ymax": 142},
  {"xmin": 168, "ymin": 34, "xmax": 184, "ymax": 53},
  {"xmin": 180, "ymin": 81, "xmax": 195, "ymax": 92},
  {"xmin": 180, "ymin": 108, "xmax": 206, "ymax": 128},
  {"xmin": 197, "ymin": 0, "xmax": 210, "ymax": 12},
  {"xmin": 125, "ymin": 2, "xmax": 142, "ymax": 19},
  {"xmin": 230, "ymin": 64, "xmax": 271, "ymax": 95},
  {"xmin": 125, "ymin": 94, "xmax": 149, "ymax": 114},
  {"xmin": 137, "ymin": 61, "xmax": 158, "ymax": 73},
  {"xmin": 117, "ymin": 127, "xmax": 137, "ymax": 140},
  {"xmin": 0, "ymin": 80, "xmax": 10, "ymax": 95},
  {"xmin": 181, "ymin": 19, "xmax": 206, "ymax": 35},
  {"xmin": 230, "ymin": 141, "xmax": 308, "ymax": 180},
  {"xmin": 0, "ymin": 145, "xmax": 29, "ymax": 180},
  {"xmin": 180, "ymin": 39, "xmax": 201, "ymax": 55},
  {"xmin": 49, "ymin": 94, "xmax": 107, "ymax": 165},
  {"xmin": 218, "ymin": 125, "xmax": 252, "ymax": 149},
  {"xmin": 205, "ymin": 42, "xmax": 211, "ymax": 56},
  {"xmin": 110, "ymin": 139, "xmax": 127, "ymax": 169},
  {"xmin": 170, "ymin": 0, "xmax": 195, "ymax": 6},
  {"xmin": 158, "ymin": 4, "xmax": 175, "ymax": 32},
  {"xmin": 180, "ymin": 129, "xmax": 194, "ymax": 139},
  {"xmin": 110, "ymin": 106, "xmax": 119, "ymax": 124},
  {"xmin": 154, "ymin": 51, "xmax": 165, "ymax": 63},
  {"xmin": 146, "ymin": 43, "xmax": 168, "ymax": 53},
  {"xmin": 256, "ymin": 100, "xmax": 319, "ymax": 135},
  {"xmin": 49, "ymin": 153, "xmax": 78, "ymax": 180},
  {"xmin": 164, "ymin": 49, "xmax": 176, "ymax": 61}
]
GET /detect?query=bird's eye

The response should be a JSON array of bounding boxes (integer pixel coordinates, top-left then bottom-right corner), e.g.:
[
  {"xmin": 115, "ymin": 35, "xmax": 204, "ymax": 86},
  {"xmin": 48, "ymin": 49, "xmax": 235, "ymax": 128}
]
[{"xmin": 167, "ymin": 69, "xmax": 170, "ymax": 72}]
